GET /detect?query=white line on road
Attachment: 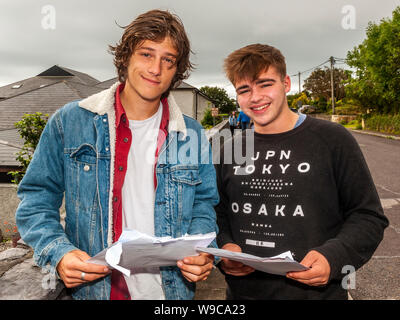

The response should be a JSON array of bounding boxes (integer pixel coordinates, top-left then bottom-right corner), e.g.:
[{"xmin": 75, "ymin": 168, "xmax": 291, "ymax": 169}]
[
  {"xmin": 377, "ymin": 185, "xmax": 400, "ymax": 196},
  {"xmin": 380, "ymin": 198, "xmax": 400, "ymax": 209}
]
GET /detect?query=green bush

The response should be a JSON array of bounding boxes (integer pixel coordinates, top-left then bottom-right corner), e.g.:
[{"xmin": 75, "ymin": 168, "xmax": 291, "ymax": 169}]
[
  {"xmin": 8, "ymin": 112, "xmax": 49, "ymax": 184},
  {"xmin": 365, "ymin": 114, "xmax": 400, "ymax": 135},
  {"xmin": 201, "ymin": 108, "xmax": 223, "ymax": 128}
]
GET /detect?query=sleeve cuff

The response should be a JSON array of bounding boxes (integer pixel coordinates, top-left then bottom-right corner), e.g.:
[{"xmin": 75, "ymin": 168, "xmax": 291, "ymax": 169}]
[
  {"xmin": 312, "ymin": 239, "xmax": 347, "ymax": 281},
  {"xmin": 34, "ymin": 237, "xmax": 78, "ymax": 271}
]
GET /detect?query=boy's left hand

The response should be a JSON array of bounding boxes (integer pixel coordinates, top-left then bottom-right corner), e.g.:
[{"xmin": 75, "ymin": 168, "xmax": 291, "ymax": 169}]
[{"xmin": 177, "ymin": 252, "xmax": 214, "ymax": 282}]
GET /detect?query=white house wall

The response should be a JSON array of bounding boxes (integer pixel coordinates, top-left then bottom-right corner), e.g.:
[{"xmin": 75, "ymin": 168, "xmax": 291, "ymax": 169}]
[
  {"xmin": 170, "ymin": 90, "xmax": 215, "ymax": 123},
  {"xmin": 196, "ymin": 94, "xmax": 214, "ymax": 122},
  {"xmin": 170, "ymin": 91, "xmax": 193, "ymax": 118}
]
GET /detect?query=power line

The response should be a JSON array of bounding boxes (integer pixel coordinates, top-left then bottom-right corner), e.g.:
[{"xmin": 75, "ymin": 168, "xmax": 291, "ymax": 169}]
[
  {"xmin": 290, "ymin": 59, "xmax": 330, "ymax": 77},
  {"xmin": 291, "ymin": 57, "xmax": 351, "ymax": 78}
]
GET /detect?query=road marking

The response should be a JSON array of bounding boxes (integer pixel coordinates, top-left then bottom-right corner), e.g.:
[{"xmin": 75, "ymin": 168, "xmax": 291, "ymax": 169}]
[
  {"xmin": 380, "ymin": 198, "xmax": 400, "ymax": 209},
  {"xmin": 377, "ymin": 185, "xmax": 400, "ymax": 196}
]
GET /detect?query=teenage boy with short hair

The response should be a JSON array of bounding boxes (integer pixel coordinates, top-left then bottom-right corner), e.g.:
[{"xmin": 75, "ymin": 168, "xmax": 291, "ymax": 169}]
[
  {"xmin": 16, "ymin": 9, "xmax": 219, "ymax": 300},
  {"xmin": 215, "ymin": 43, "xmax": 388, "ymax": 299}
]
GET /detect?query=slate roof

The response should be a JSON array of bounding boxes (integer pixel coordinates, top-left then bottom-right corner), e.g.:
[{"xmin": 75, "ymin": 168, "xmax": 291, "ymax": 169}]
[
  {"xmin": 95, "ymin": 77, "xmax": 118, "ymax": 89},
  {"xmin": 0, "ymin": 142, "xmax": 20, "ymax": 168},
  {"xmin": 0, "ymin": 81, "xmax": 83, "ymax": 130},
  {"xmin": 0, "ymin": 129, "xmax": 23, "ymax": 168},
  {"xmin": 0, "ymin": 65, "xmax": 100, "ymax": 100},
  {"xmin": 0, "ymin": 128, "xmax": 23, "ymax": 147}
]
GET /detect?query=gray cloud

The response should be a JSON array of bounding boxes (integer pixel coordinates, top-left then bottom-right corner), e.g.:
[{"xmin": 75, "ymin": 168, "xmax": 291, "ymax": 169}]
[{"xmin": 0, "ymin": 0, "xmax": 399, "ymax": 97}]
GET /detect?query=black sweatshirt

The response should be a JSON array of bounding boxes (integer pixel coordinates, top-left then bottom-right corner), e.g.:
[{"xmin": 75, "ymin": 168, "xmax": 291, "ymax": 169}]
[{"xmin": 215, "ymin": 116, "xmax": 388, "ymax": 299}]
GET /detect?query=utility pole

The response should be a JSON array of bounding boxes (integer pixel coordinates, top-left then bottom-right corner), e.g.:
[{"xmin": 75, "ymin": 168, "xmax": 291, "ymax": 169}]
[
  {"xmin": 330, "ymin": 56, "xmax": 336, "ymax": 115},
  {"xmin": 298, "ymin": 72, "xmax": 301, "ymax": 94}
]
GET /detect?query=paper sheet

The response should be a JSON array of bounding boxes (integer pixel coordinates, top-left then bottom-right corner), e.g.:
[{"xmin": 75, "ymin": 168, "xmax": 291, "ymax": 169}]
[
  {"xmin": 197, "ymin": 247, "xmax": 309, "ymax": 276},
  {"xmin": 87, "ymin": 230, "xmax": 216, "ymax": 276}
]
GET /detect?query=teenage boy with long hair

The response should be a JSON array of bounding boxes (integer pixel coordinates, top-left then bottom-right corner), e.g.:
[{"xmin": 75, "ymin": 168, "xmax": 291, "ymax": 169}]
[{"xmin": 16, "ymin": 9, "xmax": 218, "ymax": 300}]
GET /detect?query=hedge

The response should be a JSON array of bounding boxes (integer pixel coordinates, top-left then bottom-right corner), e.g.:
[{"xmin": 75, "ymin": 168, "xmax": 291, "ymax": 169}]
[{"xmin": 364, "ymin": 114, "xmax": 400, "ymax": 135}]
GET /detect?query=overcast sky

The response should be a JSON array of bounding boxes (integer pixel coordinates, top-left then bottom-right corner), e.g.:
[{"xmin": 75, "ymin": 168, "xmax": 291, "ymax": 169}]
[{"xmin": 1, "ymin": 0, "xmax": 399, "ymax": 97}]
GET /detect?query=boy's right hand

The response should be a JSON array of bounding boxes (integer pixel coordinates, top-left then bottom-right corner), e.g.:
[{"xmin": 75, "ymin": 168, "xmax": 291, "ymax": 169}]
[
  {"xmin": 56, "ymin": 250, "xmax": 111, "ymax": 288},
  {"xmin": 220, "ymin": 243, "xmax": 255, "ymax": 276}
]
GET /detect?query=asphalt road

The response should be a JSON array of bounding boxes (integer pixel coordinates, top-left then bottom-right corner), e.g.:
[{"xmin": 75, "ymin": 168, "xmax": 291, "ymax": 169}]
[
  {"xmin": 348, "ymin": 131, "xmax": 400, "ymax": 300},
  {"xmin": 196, "ymin": 129, "xmax": 400, "ymax": 300}
]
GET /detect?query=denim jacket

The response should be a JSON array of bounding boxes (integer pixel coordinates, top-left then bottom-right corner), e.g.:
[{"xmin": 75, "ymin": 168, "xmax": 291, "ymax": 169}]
[{"xmin": 15, "ymin": 82, "xmax": 219, "ymax": 300}]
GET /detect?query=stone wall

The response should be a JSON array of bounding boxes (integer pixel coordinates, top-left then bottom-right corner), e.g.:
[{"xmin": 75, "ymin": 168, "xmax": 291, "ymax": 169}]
[
  {"xmin": 307, "ymin": 113, "xmax": 332, "ymax": 121},
  {"xmin": 0, "ymin": 183, "xmax": 66, "ymax": 239},
  {"xmin": 0, "ymin": 241, "xmax": 67, "ymax": 300},
  {"xmin": 0, "ymin": 184, "xmax": 19, "ymax": 238},
  {"xmin": 331, "ymin": 114, "xmax": 358, "ymax": 123}
]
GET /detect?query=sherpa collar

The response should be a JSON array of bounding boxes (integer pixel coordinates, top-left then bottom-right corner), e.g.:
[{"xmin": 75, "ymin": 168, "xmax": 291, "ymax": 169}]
[{"xmin": 78, "ymin": 81, "xmax": 187, "ymax": 137}]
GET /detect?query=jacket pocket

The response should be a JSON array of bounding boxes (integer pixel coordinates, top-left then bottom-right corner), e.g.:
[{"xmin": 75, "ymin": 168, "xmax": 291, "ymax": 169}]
[
  {"xmin": 170, "ymin": 165, "xmax": 202, "ymax": 185},
  {"xmin": 69, "ymin": 144, "xmax": 97, "ymax": 164},
  {"xmin": 168, "ymin": 165, "xmax": 202, "ymax": 236},
  {"xmin": 64, "ymin": 144, "xmax": 98, "ymax": 247}
]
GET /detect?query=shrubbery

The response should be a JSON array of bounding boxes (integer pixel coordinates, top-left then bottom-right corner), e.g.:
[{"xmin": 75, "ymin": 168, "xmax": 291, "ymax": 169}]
[
  {"xmin": 364, "ymin": 114, "xmax": 400, "ymax": 135},
  {"xmin": 201, "ymin": 108, "xmax": 224, "ymax": 129},
  {"xmin": 8, "ymin": 112, "xmax": 49, "ymax": 184}
]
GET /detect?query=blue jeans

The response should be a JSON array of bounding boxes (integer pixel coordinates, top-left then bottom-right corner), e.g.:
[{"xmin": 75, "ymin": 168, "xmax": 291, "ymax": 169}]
[{"xmin": 240, "ymin": 122, "xmax": 249, "ymax": 130}]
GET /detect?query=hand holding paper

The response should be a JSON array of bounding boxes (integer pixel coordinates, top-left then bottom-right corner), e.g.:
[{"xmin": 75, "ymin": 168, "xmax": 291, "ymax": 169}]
[
  {"xmin": 197, "ymin": 246, "xmax": 309, "ymax": 276},
  {"xmin": 177, "ymin": 252, "xmax": 214, "ymax": 282},
  {"xmin": 219, "ymin": 243, "xmax": 255, "ymax": 276},
  {"xmin": 87, "ymin": 230, "xmax": 216, "ymax": 277},
  {"xmin": 286, "ymin": 250, "xmax": 331, "ymax": 286}
]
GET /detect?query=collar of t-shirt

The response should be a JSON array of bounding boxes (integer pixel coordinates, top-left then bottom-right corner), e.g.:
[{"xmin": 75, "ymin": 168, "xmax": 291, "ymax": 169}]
[{"xmin": 294, "ymin": 113, "xmax": 306, "ymax": 128}]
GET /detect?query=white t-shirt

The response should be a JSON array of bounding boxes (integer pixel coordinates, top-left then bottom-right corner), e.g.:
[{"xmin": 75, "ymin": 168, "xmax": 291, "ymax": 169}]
[{"xmin": 121, "ymin": 103, "xmax": 165, "ymax": 300}]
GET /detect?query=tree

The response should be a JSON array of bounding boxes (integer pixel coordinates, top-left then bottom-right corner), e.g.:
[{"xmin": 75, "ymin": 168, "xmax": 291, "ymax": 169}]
[
  {"xmin": 8, "ymin": 112, "xmax": 49, "ymax": 184},
  {"xmin": 346, "ymin": 6, "xmax": 400, "ymax": 114},
  {"xmin": 199, "ymin": 86, "xmax": 237, "ymax": 114},
  {"xmin": 290, "ymin": 92, "xmax": 310, "ymax": 109},
  {"xmin": 303, "ymin": 67, "xmax": 350, "ymax": 102}
]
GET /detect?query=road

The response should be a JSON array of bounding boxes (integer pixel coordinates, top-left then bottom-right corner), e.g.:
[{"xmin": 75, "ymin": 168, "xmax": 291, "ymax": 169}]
[
  {"xmin": 348, "ymin": 131, "xmax": 400, "ymax": 300},
  {"xmin": 196, "ymin": 129, "xmax": 400, "ymax": 300}
]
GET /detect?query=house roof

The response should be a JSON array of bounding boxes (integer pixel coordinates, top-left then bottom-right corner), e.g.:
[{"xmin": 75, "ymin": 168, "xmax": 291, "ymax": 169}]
[
  {"xmin": 0, "ymin": 65, "xmax": 100, "ymax": 100},
  {"xmin": 0, "ymin": 129, "xmax": 23, "ymax": 168},
  {"xmin": 37, "ymin": 65, "xmax": 75, "ymax": 77},
  {"xmin": 173, "ymin": 81, "xmax": 197, "ymax": 90},
  {"xmin": 0, "ymin": 142, "xmax": 20, "ymax": 168},
  {"xmin": 173, "ymin": 81, "xmax": 217, "ymax": 104},
  {"xmin": 0, "ymin": 81, "xmax": 83, "ymax": 130},
  {"xmin": 95, "ymin": 77, "xmax": 119, "ymax": 89},
  {"xmin": 0, "ymin": 128, "xmax": 23, "ymax": 147}
]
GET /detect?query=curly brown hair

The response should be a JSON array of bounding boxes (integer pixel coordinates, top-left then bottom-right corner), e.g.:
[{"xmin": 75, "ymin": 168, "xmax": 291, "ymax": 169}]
[
  {"xmin": 109, "ymin": 9, "xmax": 194, "ymax": 98},
  {"xmin": 224, "ymin": 44, "xmax": 287, "ymax": 86}
]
